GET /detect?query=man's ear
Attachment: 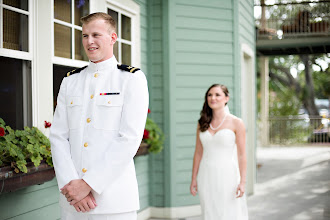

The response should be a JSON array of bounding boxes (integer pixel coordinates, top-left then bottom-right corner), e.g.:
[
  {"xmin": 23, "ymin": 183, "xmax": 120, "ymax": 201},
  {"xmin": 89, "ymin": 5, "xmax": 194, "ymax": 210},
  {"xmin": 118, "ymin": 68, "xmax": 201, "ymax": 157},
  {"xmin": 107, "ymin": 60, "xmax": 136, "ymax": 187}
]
[{"xmin": 110, "ymin": 32, "xmax": 117, "ymax": 45}]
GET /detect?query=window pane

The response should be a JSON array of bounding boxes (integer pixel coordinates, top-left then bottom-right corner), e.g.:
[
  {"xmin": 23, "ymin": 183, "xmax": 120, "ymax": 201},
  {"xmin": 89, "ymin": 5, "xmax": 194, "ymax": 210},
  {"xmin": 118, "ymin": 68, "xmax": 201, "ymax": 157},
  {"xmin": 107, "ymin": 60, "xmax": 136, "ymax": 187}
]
[
  {"xmin": 3, "ymin": 9, "xmax": 29, "ymax": 52},
  {"xmin": 54, "ymin": 0, "xmax": 71, "ymax": 23},
  {"xmin": 75, "ymin": 29, "xmax": 88, "ymax": 61},
  {"xmin": 75, "ymin": 0, "xmax": 89, "ymax": 26},
  {"xmin": 53, "ymin": 64, "xmax": 76, "ymax": 110},
  {"xmin": 122, "ymin": 43, "xmax": 131, "ymax": 65},
  {"xmin": 113, "ymin": 42, "xmax": 118, "ymax": 60},
  {"xmin": 3, "ymin": 0, "xmax": 28, "ymax": 11},
  {"xmin": 54, "ymin": 23, "xmax": 72, "ymax": 58},
  {"xmin": 107, "ymin": 9, "xmax": 118, "ymax": 33},
  {"xmin": 121, "ymin": 14, "xmax": 131, "ymax": 41},
  {"xmin": 0, "ymin": 56, "xmax": 32, "ymax": 130}
]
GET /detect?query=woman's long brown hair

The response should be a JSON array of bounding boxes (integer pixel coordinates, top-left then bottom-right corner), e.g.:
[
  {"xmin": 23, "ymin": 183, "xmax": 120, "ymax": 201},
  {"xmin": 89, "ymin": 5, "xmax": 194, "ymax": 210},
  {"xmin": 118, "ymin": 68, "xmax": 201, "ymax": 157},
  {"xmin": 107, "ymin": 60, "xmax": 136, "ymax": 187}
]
[{"xmin": 198, "ymin": 84, "xmax": 229, "ymax": 132}]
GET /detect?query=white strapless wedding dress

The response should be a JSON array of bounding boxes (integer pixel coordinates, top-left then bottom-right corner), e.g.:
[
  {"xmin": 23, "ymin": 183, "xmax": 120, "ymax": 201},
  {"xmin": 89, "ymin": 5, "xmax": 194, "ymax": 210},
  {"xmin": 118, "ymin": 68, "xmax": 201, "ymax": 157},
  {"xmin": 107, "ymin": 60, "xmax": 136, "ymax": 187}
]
[{"xmin": 197, "ymin": 129, "xmax": 248, "ymax": 220}]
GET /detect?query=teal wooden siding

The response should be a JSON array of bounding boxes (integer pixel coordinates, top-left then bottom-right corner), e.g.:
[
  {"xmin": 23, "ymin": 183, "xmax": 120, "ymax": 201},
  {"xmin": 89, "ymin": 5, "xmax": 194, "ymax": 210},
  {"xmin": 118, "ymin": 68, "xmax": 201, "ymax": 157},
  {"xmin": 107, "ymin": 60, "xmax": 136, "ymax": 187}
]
[
  {"xmin": 239, "ymin": 0, "xmax": 255, "ymax": 49},
  {"xmin": 0, "ymin": 179, "xmax": 60, "ymax": 220},
  {"xmin": 148, "ymin": 0, "xmax": 166, "ymax": 208}
]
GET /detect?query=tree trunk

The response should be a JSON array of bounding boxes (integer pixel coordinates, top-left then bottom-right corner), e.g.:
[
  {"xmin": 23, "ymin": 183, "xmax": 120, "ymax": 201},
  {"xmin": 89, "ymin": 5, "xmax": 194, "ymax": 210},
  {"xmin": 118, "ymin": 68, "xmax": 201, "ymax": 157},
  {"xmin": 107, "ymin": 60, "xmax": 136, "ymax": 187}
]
[{"xmin": 300, "ymin": 55, "xmax": 319, "ymax": 117}]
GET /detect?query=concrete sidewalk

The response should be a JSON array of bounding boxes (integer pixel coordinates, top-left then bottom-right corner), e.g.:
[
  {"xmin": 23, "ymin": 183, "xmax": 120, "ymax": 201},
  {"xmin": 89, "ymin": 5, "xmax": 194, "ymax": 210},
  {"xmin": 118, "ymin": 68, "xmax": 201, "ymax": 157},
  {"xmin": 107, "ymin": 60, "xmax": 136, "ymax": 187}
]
[
  {"xmin": 151, "ymin": 146, "xmax": 330, "ymax": 220},
  {"xmin": 248, "ymin": 146, "xmax": 330, "ymax": 220}
]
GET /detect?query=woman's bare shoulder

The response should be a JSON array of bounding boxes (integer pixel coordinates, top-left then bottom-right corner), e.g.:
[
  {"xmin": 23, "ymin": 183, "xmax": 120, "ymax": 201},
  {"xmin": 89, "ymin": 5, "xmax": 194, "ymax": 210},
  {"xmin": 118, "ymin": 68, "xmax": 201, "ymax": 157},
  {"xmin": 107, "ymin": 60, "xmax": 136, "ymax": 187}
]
[{"xmin": 227, "ymin": 114, "xmax": 244, "ymax": 126}]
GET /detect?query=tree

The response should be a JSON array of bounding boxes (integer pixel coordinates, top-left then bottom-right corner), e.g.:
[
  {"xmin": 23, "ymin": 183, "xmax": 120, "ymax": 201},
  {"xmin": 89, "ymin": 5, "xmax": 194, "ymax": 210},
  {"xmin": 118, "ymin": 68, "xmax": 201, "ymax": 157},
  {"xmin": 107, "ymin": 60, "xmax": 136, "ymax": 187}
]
[
  {"xmin": 267, "ymin": 54, "xmax": 329, "ymax": 116},
  {"xmin": 255, "ymin": 0, "xmax": 330, "ymax": 117}
]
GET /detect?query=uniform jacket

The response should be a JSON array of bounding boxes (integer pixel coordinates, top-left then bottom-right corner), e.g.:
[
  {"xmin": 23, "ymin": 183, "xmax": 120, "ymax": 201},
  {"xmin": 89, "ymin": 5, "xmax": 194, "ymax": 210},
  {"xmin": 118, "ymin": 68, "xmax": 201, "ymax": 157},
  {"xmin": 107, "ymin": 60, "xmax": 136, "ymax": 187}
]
[{"xmin": 49, "ymin": 56, "xmax": 149, "ymax": 214}]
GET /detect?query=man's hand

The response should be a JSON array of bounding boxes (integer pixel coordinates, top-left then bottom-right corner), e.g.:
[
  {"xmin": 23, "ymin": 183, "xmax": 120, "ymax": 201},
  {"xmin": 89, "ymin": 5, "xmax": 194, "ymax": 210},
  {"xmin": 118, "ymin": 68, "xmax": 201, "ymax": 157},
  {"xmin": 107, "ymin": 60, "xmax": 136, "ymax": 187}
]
[
  {"xmin": 73, "ymin": 192, "xmax": 97, "ymax": 213},
  {"xmin": 61, "ymin": 179, "xmax": 92, "ymax": 205}
]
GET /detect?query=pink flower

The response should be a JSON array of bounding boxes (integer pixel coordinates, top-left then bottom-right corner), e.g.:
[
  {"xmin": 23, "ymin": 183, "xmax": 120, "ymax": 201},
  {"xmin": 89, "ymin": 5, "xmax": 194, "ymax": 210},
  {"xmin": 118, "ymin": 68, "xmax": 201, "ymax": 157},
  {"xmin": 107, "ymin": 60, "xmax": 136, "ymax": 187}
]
[
  {"xmin": 0, "ymin": 127, "xmax": 5, "ymax": 136},
  {"xmin": 44, "ymin": 121, "xmax": 51, "ymax": 128},
  {"xmin": 143, "ymin": 129, "xmax": 149, "ymax": 139}
]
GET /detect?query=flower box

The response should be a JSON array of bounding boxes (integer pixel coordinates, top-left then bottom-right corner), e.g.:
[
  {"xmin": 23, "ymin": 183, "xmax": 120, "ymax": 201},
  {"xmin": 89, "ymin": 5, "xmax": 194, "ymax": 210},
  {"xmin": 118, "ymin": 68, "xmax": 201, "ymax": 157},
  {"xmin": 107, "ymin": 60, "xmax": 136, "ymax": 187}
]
[
  {"xmin": 134, "ymin": 142, "xmax": 150, "ymax": 157},
  {"xmin": 0, "ymin": 161, "xmax": 55, "ymax": 194}
]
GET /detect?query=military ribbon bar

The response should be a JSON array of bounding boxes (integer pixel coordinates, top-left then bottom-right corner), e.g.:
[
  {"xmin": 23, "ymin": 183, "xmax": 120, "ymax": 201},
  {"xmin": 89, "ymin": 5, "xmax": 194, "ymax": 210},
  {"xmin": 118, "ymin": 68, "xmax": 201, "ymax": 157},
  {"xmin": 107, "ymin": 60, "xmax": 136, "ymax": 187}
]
[{"xmin": 100, "ymin": 93, "xmax": 120, "ymax": 95}]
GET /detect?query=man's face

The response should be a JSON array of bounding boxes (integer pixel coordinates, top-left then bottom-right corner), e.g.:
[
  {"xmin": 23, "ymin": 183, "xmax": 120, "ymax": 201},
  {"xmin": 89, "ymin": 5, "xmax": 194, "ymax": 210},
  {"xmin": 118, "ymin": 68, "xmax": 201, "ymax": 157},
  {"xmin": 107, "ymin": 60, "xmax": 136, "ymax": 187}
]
[{"xmin": 82, "ymin": 19, "xmax": 117, "ymax": 63}]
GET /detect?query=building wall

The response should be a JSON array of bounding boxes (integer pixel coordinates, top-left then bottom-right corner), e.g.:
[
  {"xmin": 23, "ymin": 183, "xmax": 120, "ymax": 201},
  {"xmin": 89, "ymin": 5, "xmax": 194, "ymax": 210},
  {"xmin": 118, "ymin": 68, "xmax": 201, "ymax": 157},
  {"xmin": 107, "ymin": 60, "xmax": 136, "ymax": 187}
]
[
  {"xmin": 147, "ymin": 0, "xmax": 166, "ymax": 208},
  {"xmin": 238, "ymin": 0, "xmax": 255, "ymax": 50},
  {"xmin": 0, "ymin": 179, "xmax": 61, "ymax": 220}
]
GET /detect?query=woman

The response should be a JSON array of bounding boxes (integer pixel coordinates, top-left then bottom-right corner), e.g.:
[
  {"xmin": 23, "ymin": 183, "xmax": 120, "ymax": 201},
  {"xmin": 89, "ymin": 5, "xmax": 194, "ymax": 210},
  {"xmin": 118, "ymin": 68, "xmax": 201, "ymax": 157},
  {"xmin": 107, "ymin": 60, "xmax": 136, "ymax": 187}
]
[{"xmin": 190, "ymin": 84, "xmax": 248, "ymax": 220}]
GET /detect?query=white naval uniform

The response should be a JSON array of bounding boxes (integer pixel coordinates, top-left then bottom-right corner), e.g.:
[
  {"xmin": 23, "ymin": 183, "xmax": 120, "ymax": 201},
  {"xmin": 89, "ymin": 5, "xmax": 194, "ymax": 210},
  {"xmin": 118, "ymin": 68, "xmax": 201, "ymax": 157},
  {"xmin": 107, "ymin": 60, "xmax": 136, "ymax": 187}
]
[{"xmin": 50, "ymin": 56, "xmax": 149, "ymax": 216}]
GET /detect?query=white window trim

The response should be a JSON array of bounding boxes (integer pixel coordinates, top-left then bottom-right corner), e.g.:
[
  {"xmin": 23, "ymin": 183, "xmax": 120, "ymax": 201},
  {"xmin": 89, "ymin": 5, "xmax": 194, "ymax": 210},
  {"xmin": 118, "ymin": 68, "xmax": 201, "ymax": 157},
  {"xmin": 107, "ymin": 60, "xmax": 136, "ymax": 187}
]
[
  {"xmin": 0, "ymin": 0, "xmax": 33, "ymax": 60},
  {"xmin": 106, "ymin": 0, "xmax": 140, "ymax": 67},
  {"xmin": 51, "ymin": 0, "xmax": 89, "ymax": 68}
]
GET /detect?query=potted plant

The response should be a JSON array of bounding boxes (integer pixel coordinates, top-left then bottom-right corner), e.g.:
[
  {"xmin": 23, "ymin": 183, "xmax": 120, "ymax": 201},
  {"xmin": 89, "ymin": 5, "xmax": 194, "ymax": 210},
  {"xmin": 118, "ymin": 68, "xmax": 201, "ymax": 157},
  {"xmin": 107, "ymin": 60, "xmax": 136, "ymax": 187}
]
[
  {"xmin": 136, "ymin": 109, "xmax": 164, "ymax": 156},
  {"xmin": 0, "ymin": 118, "xmax": 54, "ymax": 193}
]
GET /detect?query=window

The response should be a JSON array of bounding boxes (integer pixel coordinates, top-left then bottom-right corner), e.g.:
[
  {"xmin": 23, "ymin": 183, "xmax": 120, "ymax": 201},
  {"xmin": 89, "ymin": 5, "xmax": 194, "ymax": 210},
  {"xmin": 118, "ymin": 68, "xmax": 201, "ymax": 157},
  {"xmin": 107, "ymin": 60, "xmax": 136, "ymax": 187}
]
[
  {"xmin": 0, "ymin": 1, "xmax": 32, "ymax": 129},
  {"xmin": 0, "ymin": 0, "xmax": 29, "ymax": 52},
  {"xmin": 108, "ymin": 8, "xmax": 132, "ymax": 65},
  {"xmin": 53, "ymin": 0, "xmax": 89, "ymax": 61},
  {"xmin": 0, "ymin": 56, "xmax": 32, "ymax": 129}
]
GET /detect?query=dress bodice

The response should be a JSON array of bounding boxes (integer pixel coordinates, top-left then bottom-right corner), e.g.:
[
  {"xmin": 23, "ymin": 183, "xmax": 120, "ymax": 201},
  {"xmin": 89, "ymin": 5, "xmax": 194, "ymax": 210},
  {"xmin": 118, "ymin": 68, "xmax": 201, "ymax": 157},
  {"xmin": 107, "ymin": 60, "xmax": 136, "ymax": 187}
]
[{"xmin": 199, "ymin": 129, "xmax": 236, "ymax": 164}]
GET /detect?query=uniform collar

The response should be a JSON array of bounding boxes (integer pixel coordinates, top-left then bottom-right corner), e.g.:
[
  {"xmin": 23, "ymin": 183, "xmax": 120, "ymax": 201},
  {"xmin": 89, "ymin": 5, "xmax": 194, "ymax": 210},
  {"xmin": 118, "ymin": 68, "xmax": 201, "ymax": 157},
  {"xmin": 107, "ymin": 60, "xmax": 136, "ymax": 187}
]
[{"xmin": 88, "ymin": 56, "xmax": 118, "ymax": 73}]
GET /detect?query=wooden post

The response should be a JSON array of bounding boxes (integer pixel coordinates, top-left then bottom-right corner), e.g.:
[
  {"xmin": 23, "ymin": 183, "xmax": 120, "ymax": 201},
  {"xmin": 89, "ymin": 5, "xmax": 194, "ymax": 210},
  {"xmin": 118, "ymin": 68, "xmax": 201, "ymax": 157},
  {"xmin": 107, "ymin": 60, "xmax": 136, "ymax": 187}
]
[{"xmin": 260, "ymin": 56, "xmax": 269, "ymax": 147}]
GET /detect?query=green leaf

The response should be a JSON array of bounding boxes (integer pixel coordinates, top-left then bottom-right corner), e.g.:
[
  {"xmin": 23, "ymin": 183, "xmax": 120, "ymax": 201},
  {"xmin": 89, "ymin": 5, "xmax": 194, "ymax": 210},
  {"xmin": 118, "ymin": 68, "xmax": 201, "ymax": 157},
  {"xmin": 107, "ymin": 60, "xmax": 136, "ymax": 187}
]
[
  {"xmin": 16, "ymin": 160, "xmax": 27, "ymax": 173},
  {"xmin": 46, "ymin": 157, "xmax": 53, "ymax": 167},
  {"xmin": 31, "ymin": 154, "xmax": 42, "ymax": 167}
]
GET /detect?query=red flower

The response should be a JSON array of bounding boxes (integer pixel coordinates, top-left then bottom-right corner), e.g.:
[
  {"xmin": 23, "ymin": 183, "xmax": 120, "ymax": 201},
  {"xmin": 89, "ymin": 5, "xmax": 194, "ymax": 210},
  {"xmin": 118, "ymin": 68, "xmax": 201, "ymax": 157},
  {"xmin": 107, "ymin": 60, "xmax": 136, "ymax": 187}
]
[
  {"xmin": 0, "ymin": 127, "xmax": 5, "ymax": 136},
  {"xmin": 148, "ymin": 109, "xmax": 151, "ymax": 114},
  {"xmin": 44, "ymin": 121, "xmax": 52, "ymax": 128},
  {"xmin": 143, "ymin": 129, "xmax": 149, "ymax": 139}
]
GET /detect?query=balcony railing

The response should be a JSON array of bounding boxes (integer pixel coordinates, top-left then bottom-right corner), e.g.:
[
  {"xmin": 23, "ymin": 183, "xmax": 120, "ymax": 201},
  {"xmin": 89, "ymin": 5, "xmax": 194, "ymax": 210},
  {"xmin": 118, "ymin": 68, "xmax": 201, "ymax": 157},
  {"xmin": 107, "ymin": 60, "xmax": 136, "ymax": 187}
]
[
  {"xmin": 269, "ymin": 116, "xmax": 330, "ymax": 145},
  {"xmin": 255, "ymin": 0, "xmax": 330, "ymax": 40}
]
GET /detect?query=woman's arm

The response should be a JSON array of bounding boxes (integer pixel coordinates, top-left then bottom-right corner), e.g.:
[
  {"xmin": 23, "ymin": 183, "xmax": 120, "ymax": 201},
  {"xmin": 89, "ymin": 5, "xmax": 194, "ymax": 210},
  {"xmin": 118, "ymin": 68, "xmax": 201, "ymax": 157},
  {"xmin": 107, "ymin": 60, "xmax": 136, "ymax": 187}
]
[
  {"xmin": 235, "ymin": 118, "xmax": 247, "ymax": 198},
  {"xmin": 190, "ymin": 124, "xmax": 204, "ymax": 196}
]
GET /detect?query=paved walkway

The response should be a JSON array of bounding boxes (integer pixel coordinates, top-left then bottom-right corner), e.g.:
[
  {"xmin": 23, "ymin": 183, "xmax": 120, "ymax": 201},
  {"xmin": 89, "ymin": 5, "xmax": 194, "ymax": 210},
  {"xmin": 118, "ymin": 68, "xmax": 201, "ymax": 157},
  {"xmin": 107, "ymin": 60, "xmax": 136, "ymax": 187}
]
[
  {"xmin": 249, "ymin": 146, "xmax": 330, "ymax": 220},
  {"xmin": 151, "ymin": 146, "xmax": 330, "ymax": 220}
]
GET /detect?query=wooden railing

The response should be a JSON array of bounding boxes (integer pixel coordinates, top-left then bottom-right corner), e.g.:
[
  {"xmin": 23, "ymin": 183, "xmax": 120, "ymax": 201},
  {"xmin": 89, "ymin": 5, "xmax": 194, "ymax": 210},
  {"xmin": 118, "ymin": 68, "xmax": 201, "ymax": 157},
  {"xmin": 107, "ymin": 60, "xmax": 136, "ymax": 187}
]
[
  {"xmin": 255, "ymin": 0, "xmax": 330, "ymax": 40},
  {"xmin": 268, "ymin": 115, "xmax": 330, "ymax": 145}
]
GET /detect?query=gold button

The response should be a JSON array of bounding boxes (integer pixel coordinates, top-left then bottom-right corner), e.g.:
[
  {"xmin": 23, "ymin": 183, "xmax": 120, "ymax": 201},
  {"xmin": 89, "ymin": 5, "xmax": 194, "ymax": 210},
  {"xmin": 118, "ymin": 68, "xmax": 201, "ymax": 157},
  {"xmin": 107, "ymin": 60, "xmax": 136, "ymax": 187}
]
[
  {"xmin": 108, "ymin": 101, "xmax": 111, "ymax": 104},
  {"xmin": 94, "ymin": 73, "xmax": 99, "ymax": 78},
  {"xmin": 82, "ymin": 168, "xmax": 87, "ymax": 173},
  {"xmin": 87, "ymin": 118, "xmax": 91, "ymax": 123},
  {"xmin": 90, "ymin": 94, "xmax": 94, "ymax": 99},
  {"xmin": 71, "ymin": 101, "xmax": 73, "ymax": 105},
  {"xmin": 84, "ymin": 142, "xmax": 88, "ymax": 147}
]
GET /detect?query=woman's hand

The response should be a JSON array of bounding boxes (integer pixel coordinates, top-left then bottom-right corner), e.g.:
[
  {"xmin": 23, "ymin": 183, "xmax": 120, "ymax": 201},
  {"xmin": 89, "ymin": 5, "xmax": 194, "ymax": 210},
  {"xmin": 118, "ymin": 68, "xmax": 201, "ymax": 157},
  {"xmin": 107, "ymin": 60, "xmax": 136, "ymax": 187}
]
[
  {"xmin": 236, "ymin": 182, "xmax": 245, "ymax": 198},
  {"xmin": 190, "ymin": 179, "xmax": 198, "ymax": 196}
]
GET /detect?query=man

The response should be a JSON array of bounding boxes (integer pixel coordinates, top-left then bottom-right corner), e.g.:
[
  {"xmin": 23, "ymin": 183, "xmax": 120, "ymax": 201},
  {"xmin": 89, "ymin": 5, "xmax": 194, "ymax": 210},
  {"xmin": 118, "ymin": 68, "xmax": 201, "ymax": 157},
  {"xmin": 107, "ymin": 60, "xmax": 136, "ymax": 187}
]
[{"xmin": 50, "ymin": 12, "xmax": 149, "ymax": 220}]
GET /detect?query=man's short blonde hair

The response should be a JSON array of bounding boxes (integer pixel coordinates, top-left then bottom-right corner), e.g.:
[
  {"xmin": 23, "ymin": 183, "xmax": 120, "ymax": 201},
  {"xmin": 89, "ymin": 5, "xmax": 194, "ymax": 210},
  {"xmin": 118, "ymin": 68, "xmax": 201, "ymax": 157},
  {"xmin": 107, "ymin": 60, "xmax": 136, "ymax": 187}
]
[{"xmin": 80, "ymin": 12, "xmax": 116, "ymax": 32}]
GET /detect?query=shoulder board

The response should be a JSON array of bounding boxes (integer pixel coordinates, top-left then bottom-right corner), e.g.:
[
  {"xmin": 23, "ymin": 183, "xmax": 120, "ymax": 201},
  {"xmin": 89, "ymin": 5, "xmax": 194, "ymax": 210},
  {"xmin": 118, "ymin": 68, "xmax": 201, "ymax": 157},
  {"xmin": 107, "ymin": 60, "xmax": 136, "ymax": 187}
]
[
  {"xmin": 117, "ymin": 64, "xmax": 140, "ymax": 73},
  {"xmin": 66, "ymin": 66, "xmax": 88, "ymax": 77}
]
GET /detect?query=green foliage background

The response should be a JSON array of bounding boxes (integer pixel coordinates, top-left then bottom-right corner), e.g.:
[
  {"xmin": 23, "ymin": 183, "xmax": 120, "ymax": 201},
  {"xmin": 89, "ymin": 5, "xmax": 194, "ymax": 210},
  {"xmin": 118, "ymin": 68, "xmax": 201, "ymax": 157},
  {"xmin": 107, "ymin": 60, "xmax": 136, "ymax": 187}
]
[
  {"xmin": 144, "ymin": 117, "xmax": 164, "ymax": 154},
  {"xmin": 0, "ymin": 118, "xmax": 53, "ymax": 173}
]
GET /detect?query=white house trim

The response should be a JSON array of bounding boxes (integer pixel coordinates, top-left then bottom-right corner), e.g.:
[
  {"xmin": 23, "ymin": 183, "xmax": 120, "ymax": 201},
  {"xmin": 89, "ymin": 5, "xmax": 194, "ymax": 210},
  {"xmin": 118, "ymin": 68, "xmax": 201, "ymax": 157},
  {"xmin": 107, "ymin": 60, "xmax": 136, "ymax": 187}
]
[
  {"xmin": 240, "ymin": 43, "xmax": 256, "ymax": 195},
  {"xmin": 107, "ymin": 0, "xmax": 140, "ymax": 67}
]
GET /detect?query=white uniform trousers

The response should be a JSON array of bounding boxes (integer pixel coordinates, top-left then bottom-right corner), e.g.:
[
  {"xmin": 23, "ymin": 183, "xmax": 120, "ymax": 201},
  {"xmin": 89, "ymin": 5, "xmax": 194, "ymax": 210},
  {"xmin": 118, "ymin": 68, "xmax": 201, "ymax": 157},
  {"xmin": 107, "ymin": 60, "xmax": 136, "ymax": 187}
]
[{"xmin": 61, "ymin": 210, "xmax": 137, "ymax": 220}]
